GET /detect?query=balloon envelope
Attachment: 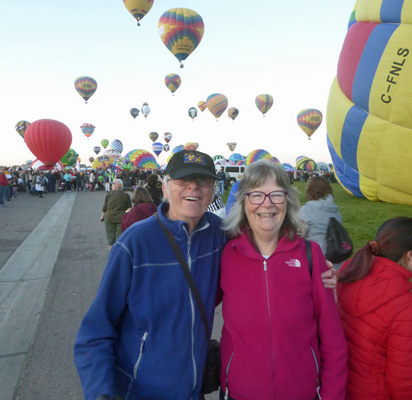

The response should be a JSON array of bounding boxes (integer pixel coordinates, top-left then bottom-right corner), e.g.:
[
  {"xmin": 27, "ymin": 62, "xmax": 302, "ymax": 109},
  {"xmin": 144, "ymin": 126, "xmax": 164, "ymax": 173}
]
[
  {"xmin": 165, "ymin": 74, "xmax": 181, "ymax": 94},
  {"xmin": 163, "ymin": 132, "xmax": 173, "ymax": 143},
  {"xmin": 61, "ymin": 148, "xmax": 78, "ymax": 167},
  {"xmin": 163, "ymin": 144, "xmax": 170, "ymax": 152},
  {"xmin": 206, "ymin": 93, "xmax": 228, "ymax": 120},
  {"xmin": 130, "ymin": 108, "xmax": 140, "ymax": 119},
  {"xmin": 110, "ymin": 139, "xmax": 123, "ymax": 153},
  {"xmin": 226, "ymin": 142, "xmax": 237, "ymax": 152},
  {"xmin": 92, "ymin": 155, "xmax": 114, "ymax": 170},
  {"xmin": 142, "ymin": 103, "xmax": 151, "ymax": 118},
  {"xmin": 255, "ymin": 94, "xmax": 274, "ymax": 116},
  {"xmin": 229, "ymin": 153, "xmax": 243, "ymax": 164},
  {"xmin": 172, "ymin": 145, "xmax": 184, "ymax": 154},
  {"xmin": 123, "ymin": 0, "xmax": 154, "ymax": 26},
  {"xmin": 101, "ymin": 139, "xmax": 109, "ymax": 149},
  {"xmin": 15, "ymin": 120, "xmax": 30, "ymax": 139},
  {"xmin": 80, "ymin": 123, "xmax": 95, "ymax": 138},
  {"xmin": 296, "ymin": 157, "xmax": 316, "ymax": 172},
  {"xmin": 188, "ymin": 107, "xmax": 198, "ymax": 120},
  {"xmin": 124, "ymin": 149, "xmax": 160, "ymax": 169},
  {"xmin": 152, "ymin": 142, "xmax": 163, "ymax": 157},
  {"xmin": 184, "ymin": 142, "xmax": 199, "ymax": 151},
  {"xmin": 31, "ymin": 159, "xmax": 63, "ymax": 171},
  {"xmin": 327, "ymin": 0, "xmax": 412, "ymax": 205},
  {"xmin": 198, "ymin": 101, "xmax": 207, "ymax": 112},
  {"xmin": 149, "ymin": 132, "xmax": 158, "ymax": 142},
  {"xmin": 245, "ymin": 149, "xmax": 273, "ymax": 166},
  {"xmin": 25, "ymin": 119, "xmax": 72, "ymax": 169},
  {"xmin": 158, "ymin": 8, "xmax": 204, "ymax": 67},
  {"xmin": 93, "ymin": 146, "xmax": 101, "ymax": 155},
  {"xmin": 74, "ymin": 76, "xmax": 97, "ymax": 103},
  {"xmin": 228, "ymin": 107, "xmax": 239, "ymax": 121},
  {"xmin": 297, "ymin": 109, "xmax": 323, "ymax": 139}
]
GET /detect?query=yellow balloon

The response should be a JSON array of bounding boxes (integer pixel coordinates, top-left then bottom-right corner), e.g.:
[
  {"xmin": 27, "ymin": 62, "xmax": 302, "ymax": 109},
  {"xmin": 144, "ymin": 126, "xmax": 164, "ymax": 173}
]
[{"xmin": 123, "ymin": 0, "xmax": 154, "ymax": 26}]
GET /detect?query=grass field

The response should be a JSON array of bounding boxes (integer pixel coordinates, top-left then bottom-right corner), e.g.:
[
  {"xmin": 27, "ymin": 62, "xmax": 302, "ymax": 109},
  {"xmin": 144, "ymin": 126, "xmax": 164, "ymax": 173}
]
[{"xmin": 222, "ymin": 181, "xmax": 412, "ymax": 254}]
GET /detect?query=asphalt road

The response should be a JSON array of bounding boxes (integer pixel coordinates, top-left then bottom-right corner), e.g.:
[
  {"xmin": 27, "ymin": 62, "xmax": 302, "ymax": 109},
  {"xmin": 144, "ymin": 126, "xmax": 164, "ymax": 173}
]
[{"xmin": 0, "ymin": 190, "xmax": 222, "ymax": 400}]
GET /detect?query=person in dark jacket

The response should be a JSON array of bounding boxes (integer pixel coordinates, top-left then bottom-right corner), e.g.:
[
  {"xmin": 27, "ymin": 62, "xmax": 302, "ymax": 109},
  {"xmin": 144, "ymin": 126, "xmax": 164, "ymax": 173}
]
[
  {"xmin": 145, "ymin": 173, "xmax": 163, "ymax": 205},
  {"xmin": 121, "ymin": 186, "xmax": 157, "ymax": 231}
]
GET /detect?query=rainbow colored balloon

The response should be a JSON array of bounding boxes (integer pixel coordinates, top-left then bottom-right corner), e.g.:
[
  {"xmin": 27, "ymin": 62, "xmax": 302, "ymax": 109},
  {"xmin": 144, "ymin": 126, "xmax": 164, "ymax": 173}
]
[
  {"xmin": 326, "ymin": 0, "xmax": 412, "ymax": 205},
  {"xmin": 124, "ymin": 149, "xmax": 160, "ymax": 169},
  {"xmin": 198, "ymin": 101, "xmax": 207, "ymax": 112},
  {"xmin": 123, "ymin": 0, "xmax": 154, "ymax": 26},
  {"xmin": 206, "ymin": 93, "xmax": 228, "ymax": 121},
  {"xmin": 296, "ymin": 157, "xmax": 316, "ymax": 172},
  {"xmin": 245, "ymin": 149, "xmax": 273, "ymax": 166},
  {"xmin": 74, "ymin": 76, "xmax": 97, "ymax": 103},
  {"xmin": 255, "ymin": 94, "xmax": 273, "ymax": 117},
  {"xmin": 297, "ymin": 109, "xmax": 323, "ymax": 140},
  {"xmin": 158, "ymin": 8, "xmax": 204, "ymax": 68},
  {"xmin": 89, "ymin": 157, "xmax": 94, "ymax": 163},
  {"xmin": 164, "ymin": 73, "xmax": 181, "ymax": 95}
]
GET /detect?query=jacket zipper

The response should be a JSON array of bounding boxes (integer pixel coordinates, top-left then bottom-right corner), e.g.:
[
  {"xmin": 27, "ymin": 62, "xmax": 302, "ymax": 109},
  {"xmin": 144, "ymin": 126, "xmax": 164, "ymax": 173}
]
[
  {"xmin": 133, "ymin": 332, "xmax": 148, "ymax": 380},
  {"xmin": 263, "ymin": 260, "xmax": 276, "ymax": 400},
  {"xmin": 224, "ymin": 351, "xmax": 234, "ymax": 400},
  {"xmin": 311, "ymin": 346, "xmax": 321, "ymax": 399}
]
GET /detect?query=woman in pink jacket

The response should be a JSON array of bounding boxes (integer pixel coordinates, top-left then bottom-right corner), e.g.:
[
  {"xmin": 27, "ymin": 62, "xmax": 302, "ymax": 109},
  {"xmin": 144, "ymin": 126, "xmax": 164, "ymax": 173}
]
[
  {"xmin": 337, "ymin": 217, "xmax": 412, "ymax": 400},
  {"xmin": 220, "ymin": 160, "xmax": 347, "ymax": 400}
]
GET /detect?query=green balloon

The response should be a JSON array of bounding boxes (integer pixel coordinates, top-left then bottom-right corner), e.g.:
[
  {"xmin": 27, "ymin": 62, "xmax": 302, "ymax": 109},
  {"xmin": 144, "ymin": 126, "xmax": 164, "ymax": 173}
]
[
  {"xmin": 61, "ymin": 148, "xmax": 78, "ymax": 167},
  {"xmin": 101, "ymin": 139, "xmax": 109, "ymax": 149}
]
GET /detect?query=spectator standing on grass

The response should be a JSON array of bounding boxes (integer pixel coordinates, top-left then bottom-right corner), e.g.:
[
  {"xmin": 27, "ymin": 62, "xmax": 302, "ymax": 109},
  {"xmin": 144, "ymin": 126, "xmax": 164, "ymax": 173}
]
[
  {"xmin": 216, "ymin": 166, "xmax": 226, "ymax": 195},
  {"xmin": 0, "ymin": 166, "xmax": 8, "ymax": 207}
]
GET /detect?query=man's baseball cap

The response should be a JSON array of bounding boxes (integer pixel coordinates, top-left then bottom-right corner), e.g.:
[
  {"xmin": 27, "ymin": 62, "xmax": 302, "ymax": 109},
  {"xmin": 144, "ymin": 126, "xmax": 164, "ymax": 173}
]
[{"xmin": 165, "ymin": 150, "xmax": 218, "ymax": 180}]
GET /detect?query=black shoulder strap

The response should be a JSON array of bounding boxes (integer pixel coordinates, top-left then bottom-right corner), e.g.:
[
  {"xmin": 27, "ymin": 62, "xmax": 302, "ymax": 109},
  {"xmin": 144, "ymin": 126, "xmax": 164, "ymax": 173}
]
[
  {"xmin": 155, "ymin": 213, "xmax": 211, "ymax": 341},
  {"xmin": 305, "ymin": 239, "xmax": 313, "ymax": 278}
]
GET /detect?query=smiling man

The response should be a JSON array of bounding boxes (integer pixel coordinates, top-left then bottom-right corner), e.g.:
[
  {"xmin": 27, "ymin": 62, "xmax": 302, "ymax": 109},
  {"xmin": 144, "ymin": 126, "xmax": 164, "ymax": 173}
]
[{"xmin": 74, "ymin": 150, "xmax": 226, "ymax": 400}]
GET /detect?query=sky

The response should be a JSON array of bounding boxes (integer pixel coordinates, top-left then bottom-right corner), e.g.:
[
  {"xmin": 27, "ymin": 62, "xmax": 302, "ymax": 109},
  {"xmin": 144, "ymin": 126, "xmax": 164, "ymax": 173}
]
[{"xmin": 0, "ymin": 0, "xmax": 355, "ymax": 168}]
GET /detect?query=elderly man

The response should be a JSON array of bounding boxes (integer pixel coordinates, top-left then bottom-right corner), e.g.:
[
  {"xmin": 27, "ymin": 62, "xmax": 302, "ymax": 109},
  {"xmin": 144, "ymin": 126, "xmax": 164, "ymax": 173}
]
[
  {"xmin": 100, "ymin": 178, "xmax": 132, "ymax": 250},
  {"xmin": 74, "ymin": 150, "xmax": 225, "ymax": 400}
]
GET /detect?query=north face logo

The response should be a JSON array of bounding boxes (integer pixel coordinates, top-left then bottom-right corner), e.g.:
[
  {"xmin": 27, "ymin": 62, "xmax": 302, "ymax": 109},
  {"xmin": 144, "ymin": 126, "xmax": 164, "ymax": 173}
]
[{"xmin": 286, "ymin": 259, "xmax": 301, "ymax": 268}]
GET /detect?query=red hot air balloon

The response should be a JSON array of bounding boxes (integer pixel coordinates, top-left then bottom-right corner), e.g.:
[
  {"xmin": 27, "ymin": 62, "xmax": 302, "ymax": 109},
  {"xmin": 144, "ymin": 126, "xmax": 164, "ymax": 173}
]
[{"xmin": 25, "ymin": 119, "xmax": 72, "ymax": 169}]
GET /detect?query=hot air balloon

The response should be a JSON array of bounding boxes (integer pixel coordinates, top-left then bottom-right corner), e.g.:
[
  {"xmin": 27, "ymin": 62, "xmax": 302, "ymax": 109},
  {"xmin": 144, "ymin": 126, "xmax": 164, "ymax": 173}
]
[
  {"xmin": 93, "ymin": 146, "xmax": 101, "ymax": 155},
  {"xmin": 102, "ymin": 149, "xmax": 122, "ymax": 162},
  {"xmin": 61, "ymin": 148, "xmax": 78, "ymax": 167},
  {"xmin": 142, "ymin": 102, "xmax": 151, "ymax": 118},
  {"xmin": 152, "ymin": 142, "xmax": 163, "ymax": 157},
  {"xmin": 164, "ymin": 132, "xmax": 172, "ymax": 143},
  {"xmin": 226, "ymin": 142, "xmax": 237, "ymax": 152},
  {"xmin": 206, "ymin": 93, "xmax": 228, "ymax": 121},
  {"xmin": 124, "ymin": 149, "xmax": 160, "ymax": 169},
  {"xmin": 184, "ymin": 142, "xmax": 199, "ymax": 151},
  {"xmin": 297, "ymin": 109, "xmax": 323, "ymax": 140},
  {"xmin": 89, "ymin": 157, "xmax": 95, "ymax": 163},
  {"xmin": 92, "ymin": 155, "xmax": 114, "ymax": 170},
  {"xmin": 255, "ymin": 94, "xmax": 273, "ymax": 117},
  {"xmin": 228, "ymin": 107, "xmax": 239, "ymax": 121},
  {"xmin": 149, "ymin": 132, "xmax": 158, "ymax": 142},
  {"xmin": 130, "ymin": 108, "xmax": 140, "ymax": 119},
  {"xmin": 15, "ymin": 120, "xmax": 30, "ymax": 140},
  {"xmin": 31, "ymin": 159, "xmax": 64, "ymax": 171},
  {"xmin": 172, "ymin": 145, "xmax": 184, "ymax": 154},
  {"xmin": 163, "ymin": 144, "xmax": 170, "ymax": 153},
  {"xmin": 164, "ymin": 74, "xmax": 181, "ymax": 95},
  {"xmin": 123, "ymin": 0, "xmax": 154, "ymax": 26},
  {"xmin": 25, "ymin": 119, "xmax": 72, "ymax": 169},
  {"xmin": 158, "ymin": 8, "xmax": 204, "ymax": 68},
  {"xmin": 101, "ymin": 139, "xmax": 109, "ymax": 149},
  {"xmin": 80, "ymin": 123, "xmax": 95, "ymax": 139},
  {"xmin": 110, "ymin": 139, "xmax": 123, "ymax": 153},
  {"xmin": 229, "ymin": 153, "xmax": 244, "ymax": 164},
  {"xmin": 327, "ymin": 0, "xmax": 412, "ymax": 205},
  {"xmin": 245, "ymin": 149, "xmax": 274, "ymax": 166},
  {"xmin": 188, "ymin": 107, "xmax": 198, "ymax": 120},
  {"xmin": 74, "ymin": 76, "xmax": 97, "ymax": 104},
  {"xmin": 296, "ymin": 157, "xmax": 317, "ymax": 172},
  {"xmin": 198, "ymin": 101, "xmax": 207, "ymax": 112}
]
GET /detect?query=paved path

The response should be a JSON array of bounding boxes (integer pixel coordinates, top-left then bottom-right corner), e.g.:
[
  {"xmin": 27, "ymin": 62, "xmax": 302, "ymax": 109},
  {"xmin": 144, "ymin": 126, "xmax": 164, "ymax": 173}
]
[{"xmin": 0, "ymin": 191, "xmax": 222, "ymax": 400}]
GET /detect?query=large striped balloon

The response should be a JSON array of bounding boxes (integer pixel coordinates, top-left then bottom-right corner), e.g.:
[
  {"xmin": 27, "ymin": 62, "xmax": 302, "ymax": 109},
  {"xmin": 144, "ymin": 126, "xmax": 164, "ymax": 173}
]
[
  {"xmin": 206, "ymin": 93, "xmax": 228, "ymax": 121},
  {"xmin": 158, "ymin": 8, "xmax": 204, "ymax": 68},
  {"xmin": 326, "ymin": 0, "xmax": 412, "ymax": 205},
  {"xmin": 74, "ymin": 76, "xmax": 97, "ymax": 103},
  {"xmin": 164, "ymin": 73, "xmax": 181, "ymax": 95},
  {"xmin": 255, "ymin": 94, "xmax": 273, "ymax": 116}
]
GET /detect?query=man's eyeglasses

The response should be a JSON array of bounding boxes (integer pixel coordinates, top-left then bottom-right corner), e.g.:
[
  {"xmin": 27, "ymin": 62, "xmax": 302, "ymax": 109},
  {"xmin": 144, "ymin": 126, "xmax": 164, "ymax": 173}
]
[
  {"xmin": 169, "ymin": 176, "xmax": 215, "ymax": 188},
  {"xmin": 246, "ymin": 191, "xmax": 287, "ymax": 205}
]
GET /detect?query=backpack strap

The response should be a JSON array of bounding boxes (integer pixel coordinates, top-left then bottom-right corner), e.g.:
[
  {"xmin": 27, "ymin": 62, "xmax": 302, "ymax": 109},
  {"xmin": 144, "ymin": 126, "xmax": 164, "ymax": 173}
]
[{"xmin": 305, "ymin": 239, "xmax": 313, "ymax": 278}]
